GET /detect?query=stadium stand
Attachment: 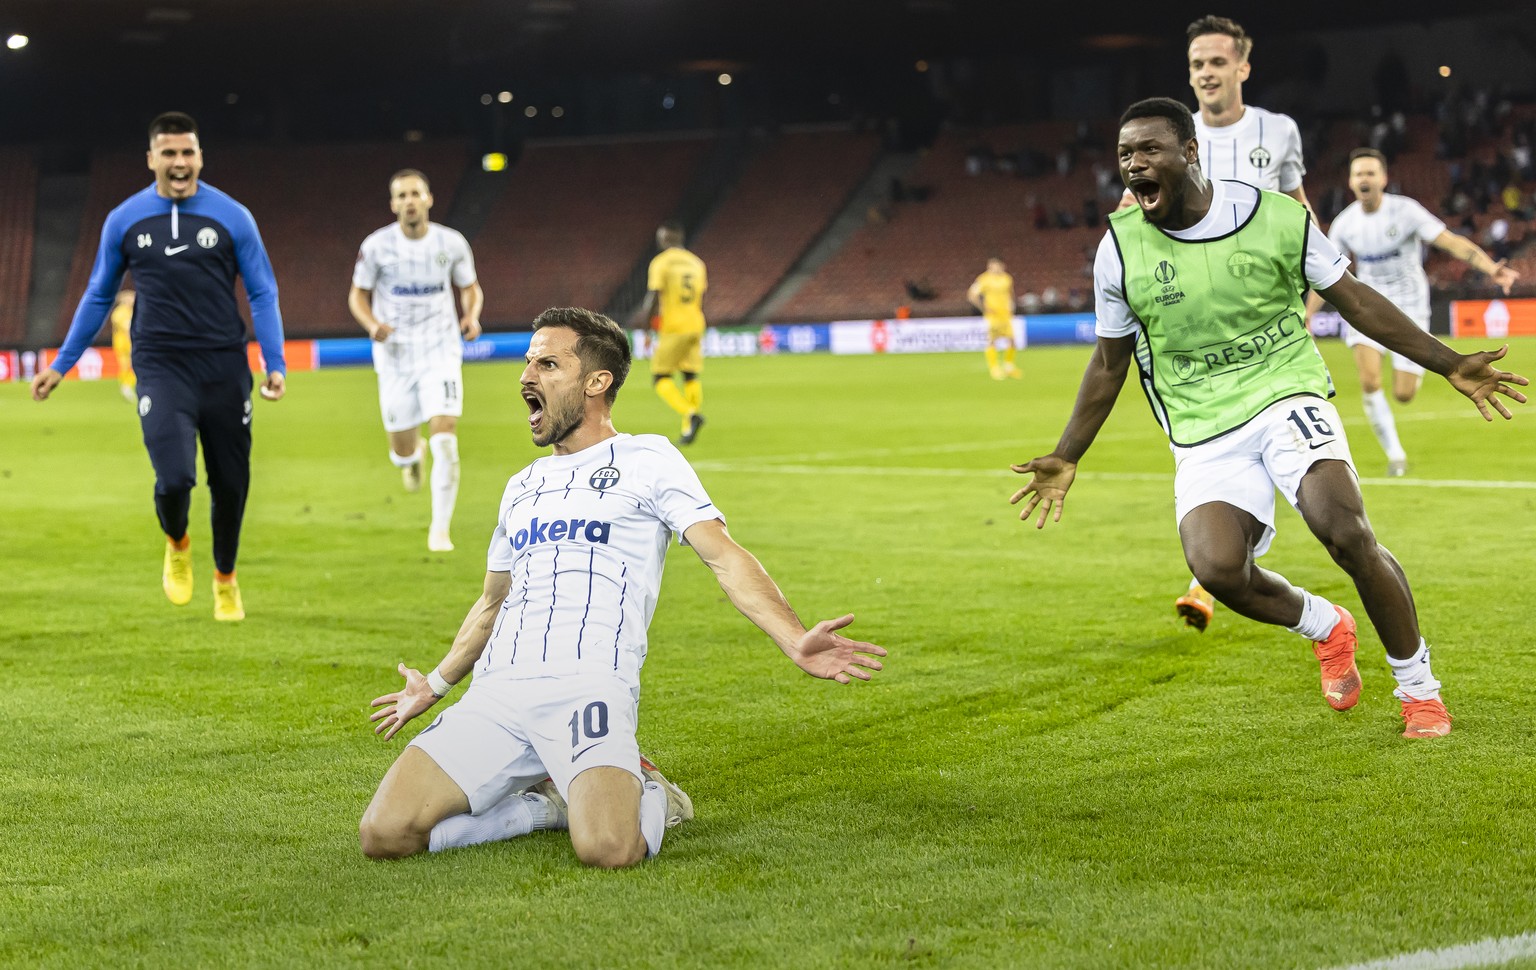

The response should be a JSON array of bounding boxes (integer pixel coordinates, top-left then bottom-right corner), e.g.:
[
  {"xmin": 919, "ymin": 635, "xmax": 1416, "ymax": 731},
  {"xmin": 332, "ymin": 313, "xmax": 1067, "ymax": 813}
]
[
  {"xmin": 775, "ymin": 121, "xmax": 1109, "ymax": 322},
  {"xmin": 55, "ymin": 140, "xmax": 468, "ymax": 341},
  {"xmin": 691, "ymin": 127, "xmax": 880, "ymax": 324},
  {"xmin": 0, "ymin": 148, "xmax": 38, "ymax": 345},
  {"xmin": 469, "ymin": 136, "xmax": 712, "ymax": 327}
]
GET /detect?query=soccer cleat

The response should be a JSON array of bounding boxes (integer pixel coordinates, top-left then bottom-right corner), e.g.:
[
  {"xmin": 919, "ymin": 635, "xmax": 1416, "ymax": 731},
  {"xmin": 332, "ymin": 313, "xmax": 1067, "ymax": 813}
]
[
  {"xmin": 1005, "ymin": 365, "xmax": 1023, "ymax": 380},
  {"xmin": 1175, "ymin": 584, "xmax": 1216, "ymax": 632},
  {"xmin": 1400, "ymin": 697, "xmax": 1452, "ymax": 738},
  {"xmin": 1312, "ymin": 606, "xmax": 1361, "ymax": 711},
  {"xmin": 401, "ymin": 459, "xmax": 423, "ymax": 493},
  {"xmin": 989, "ymin": 367, "xmax": 1005, "ymax": 381},
  {"xmin": 528, "ymin": 778, "xmax": 569, "ymax": 829},
  {"xmin": 639, "ymin": 755, "xmax": 694, "ymax": 828},
  {"xmin": 1386, "ymin": 458, "xmax": 1408, "ymax": 478},
  {"xmin": 163, "ymin": 539, "xmax": 193, "ymax": 606},
  {"xmin": 680, "ymin": 413, "xmax": 706, "ymax": 446},
  {"xmin": 427, "ymin": 528, "xmax": 455, "ymax": 553},
  {"xmin": 212, "ymin": 578, "xmax": 245, "ymax": 622}
]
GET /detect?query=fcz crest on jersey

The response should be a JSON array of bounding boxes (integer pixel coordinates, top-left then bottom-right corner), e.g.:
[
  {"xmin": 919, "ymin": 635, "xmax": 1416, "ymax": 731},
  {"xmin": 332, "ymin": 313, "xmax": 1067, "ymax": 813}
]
[
  {"xmin": 590, "ymin": 466, "xmax": 620, "ymax": 490},
  {"xmin": 1249, "ymin": 146, "xmax": 1272, "ymax": 168}
]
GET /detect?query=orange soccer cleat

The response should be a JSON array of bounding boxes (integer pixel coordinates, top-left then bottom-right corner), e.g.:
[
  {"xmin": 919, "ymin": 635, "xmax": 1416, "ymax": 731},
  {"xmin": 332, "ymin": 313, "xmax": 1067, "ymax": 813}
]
[
  {"xmin": 1175, "ymin": 584, "xmax": 1216, "ymax": 632},
  {"xmin": 1400, "ymin": 697, "xmax": 1453, "ymax": 738},
  {"xmin": 1312, "ymin": 606, "xmax": 1361, "ymax": 711}
]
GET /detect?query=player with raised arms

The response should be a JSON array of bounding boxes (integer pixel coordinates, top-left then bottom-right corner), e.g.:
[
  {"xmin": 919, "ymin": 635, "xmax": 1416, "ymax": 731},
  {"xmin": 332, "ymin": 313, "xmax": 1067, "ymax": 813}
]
[
  {"xmin": 360, "ymin": 306, "xmax": 886, "ymax": 866},
  {"xmin": 1010, "ymin": 98, "xmax": 1526, "ymax": 739}
]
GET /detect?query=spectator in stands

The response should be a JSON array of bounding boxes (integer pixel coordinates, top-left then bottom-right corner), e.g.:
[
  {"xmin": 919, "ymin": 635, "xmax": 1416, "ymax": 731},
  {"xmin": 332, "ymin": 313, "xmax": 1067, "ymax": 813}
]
[
  {"xmin": 31, "ymin": 111, "xmax": 286, "ymax": 622},
  {"xmin": 349, "ymin": 168, "xmax": 483, "ymax": 554},
  {"xmin": 1028, "ymin": 194, "xmax": 1049, "ymax": 231},
  {"xmin": 1040, "ymin": 286, "xmax": 1061, "ymax": 311},
  {"xmin": 1020, "ymin": 291, "xmax": 1042, "ymax": 314}
]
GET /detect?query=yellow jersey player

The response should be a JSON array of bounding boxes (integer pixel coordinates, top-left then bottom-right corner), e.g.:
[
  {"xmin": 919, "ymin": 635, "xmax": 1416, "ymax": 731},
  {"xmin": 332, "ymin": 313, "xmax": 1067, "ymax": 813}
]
[
  {"xmin": 641, "ymin": 222, "xmax": 708, "ymax": 444},
  {"xmin": 967, "ymin": 258, "xmax": 1020, "ymax": 379},
  {"xmin": 110, "ymin": 288, "xmax": 137, "ymax": 403}
]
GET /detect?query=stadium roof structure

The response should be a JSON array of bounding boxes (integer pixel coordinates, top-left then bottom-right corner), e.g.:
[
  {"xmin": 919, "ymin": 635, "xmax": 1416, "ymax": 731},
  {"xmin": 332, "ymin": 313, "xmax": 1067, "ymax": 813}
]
[{"xmin": 8, "ymin": 0, "xmax": 1533, "ymax": 82}]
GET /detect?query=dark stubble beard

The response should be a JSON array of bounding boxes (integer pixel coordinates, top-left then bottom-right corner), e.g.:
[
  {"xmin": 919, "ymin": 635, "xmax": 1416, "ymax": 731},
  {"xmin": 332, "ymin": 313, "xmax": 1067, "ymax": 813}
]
[{"xmin": 531, "ymin": 391, "xmax": 583, "ymax": 449}]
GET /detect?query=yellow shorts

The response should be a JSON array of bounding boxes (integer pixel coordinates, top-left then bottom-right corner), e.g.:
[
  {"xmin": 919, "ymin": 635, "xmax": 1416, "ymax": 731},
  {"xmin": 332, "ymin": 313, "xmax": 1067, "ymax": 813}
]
[
  {"xmin": 986, "ymin": 316, "xmax": 1014, "ymax": 340},
  {"xmin": 651, "ymin": 331, "xmax": 703, "ymax": 376}
]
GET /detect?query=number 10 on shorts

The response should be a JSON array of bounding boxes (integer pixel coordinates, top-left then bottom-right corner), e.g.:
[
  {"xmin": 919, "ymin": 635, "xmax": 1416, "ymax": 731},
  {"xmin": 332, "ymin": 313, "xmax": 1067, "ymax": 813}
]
[{"xmin": 569, "ymin": 701, "xmax": 609, "ymax": 750}]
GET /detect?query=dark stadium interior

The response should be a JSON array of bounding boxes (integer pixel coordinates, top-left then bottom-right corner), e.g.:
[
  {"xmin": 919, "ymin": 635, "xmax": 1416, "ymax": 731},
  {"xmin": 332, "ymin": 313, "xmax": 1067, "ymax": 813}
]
[{"xmin": 1, "ymin": 2, "xmax": 1534, "ymax": 344}]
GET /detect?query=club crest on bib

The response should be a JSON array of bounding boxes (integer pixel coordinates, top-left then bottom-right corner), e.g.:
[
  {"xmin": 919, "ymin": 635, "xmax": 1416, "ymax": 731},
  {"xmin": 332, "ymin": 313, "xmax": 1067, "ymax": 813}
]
[
  {"xmin": 590, "ymin": 466, "xmax": 620, "ymax": 490},
  {"xmin": 1226, "ymin": 251, "xmax": 1257, "ymax": 279},
  {"xmin": 197, "ymin": 227, "xmax": 218, "ymax": 249},
  {"xmin": 1249, "ymin": 146, "xmax": 1272, "ymax": 168}
]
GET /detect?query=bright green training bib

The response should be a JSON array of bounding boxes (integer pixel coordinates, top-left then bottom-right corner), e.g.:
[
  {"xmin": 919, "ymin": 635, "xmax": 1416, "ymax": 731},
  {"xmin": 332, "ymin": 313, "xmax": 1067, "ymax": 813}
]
[{"xmin": 1108, "ymin": 187, "xmax": 1333, "ymax": 445}]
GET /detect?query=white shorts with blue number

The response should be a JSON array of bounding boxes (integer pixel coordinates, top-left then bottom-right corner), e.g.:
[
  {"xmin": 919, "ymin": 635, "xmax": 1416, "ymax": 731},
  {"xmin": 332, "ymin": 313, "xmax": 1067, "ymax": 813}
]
[
  {"xmin": 1172, "ymin": 396, "xmax": 1357, "ymax": 557},
  {"xmin": 377, "ymin": 361, "xmax": 464, "ymax": 432},
  {"xmin": 408, "ymin": 672, "xmax": 642, "ymax": 815}
]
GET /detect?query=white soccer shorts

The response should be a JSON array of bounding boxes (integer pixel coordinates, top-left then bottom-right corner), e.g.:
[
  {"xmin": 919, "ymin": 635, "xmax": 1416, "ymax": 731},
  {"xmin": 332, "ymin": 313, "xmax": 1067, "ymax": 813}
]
[
  {"xmin": 408, "ymin": 673, "xmax": 642, "ymax": 814},
  {"xmin": 1340, "ymin": 305, "xmax": 1429, "ymax": 377},
  {"xmin": 1172, "ymin": 396, "xmax": 1357, "ymax": 557},
  {"xmin": 377, "ymin": 362, "xmax": 464, "ymax": 432}
]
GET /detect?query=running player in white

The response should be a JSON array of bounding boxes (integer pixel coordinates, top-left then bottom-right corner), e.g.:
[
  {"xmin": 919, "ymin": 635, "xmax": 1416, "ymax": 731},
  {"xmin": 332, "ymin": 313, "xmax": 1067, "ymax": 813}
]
[
  {"xmin": 1306, "ymin": 148, "xmax": 1520, "ymax": 475},
  {"xmin": 349, "ymin": 169, "xmax": 483, "ymax": 553},
  {"xmin": 359, "ymin": 306, "xmax": 886, "ymax": 868}
]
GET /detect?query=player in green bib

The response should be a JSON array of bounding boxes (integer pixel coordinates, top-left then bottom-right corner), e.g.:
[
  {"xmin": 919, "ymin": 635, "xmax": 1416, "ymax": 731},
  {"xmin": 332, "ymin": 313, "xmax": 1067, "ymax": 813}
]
[{"xmin": 1009, "ymin": 97, "xmax": 1528, "ymax": 739}]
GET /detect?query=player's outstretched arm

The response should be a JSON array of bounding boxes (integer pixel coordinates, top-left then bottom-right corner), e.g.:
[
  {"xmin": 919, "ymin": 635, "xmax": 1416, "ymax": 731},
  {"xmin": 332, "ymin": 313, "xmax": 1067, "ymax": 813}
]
[
  {"xmin": 1321, "ymin": 274, "xmax": 1529, "ymax": 419},
  {"xmin": 1009, "ymin": 335, "xmax": 1133, "ymax": 528},
  {"xmin": 1432, "ymin": 230, "xmax": 1520, "ymax": 295},
  {"xmin": 369, "ymin": 570, "xmax": 511, "ymax": 739},
  {"xmin": 684, "ymin": 519, "xmax": 886, "ymax": 685}
]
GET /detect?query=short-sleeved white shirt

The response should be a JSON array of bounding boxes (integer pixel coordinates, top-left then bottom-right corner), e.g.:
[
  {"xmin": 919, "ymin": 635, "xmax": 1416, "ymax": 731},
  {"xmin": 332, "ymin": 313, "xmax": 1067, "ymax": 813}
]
[
  {"xmin": 1194, "ymin": 105, "xmax": 1306, "ymax": 193},
  {"xmin": 478, "ymin": 433, "xmax": 723, "ymax": 691},
  {"xmin": 1327, "ymin": 194, "xmax": 1445, "ymax": 318},
  {"xmin": 353, "ymin": 222, "xmax": 477, "ymax": 373},
  {"xmin": 1095, "ymin": 180, "xmax": 1348, "ymax": 338}
]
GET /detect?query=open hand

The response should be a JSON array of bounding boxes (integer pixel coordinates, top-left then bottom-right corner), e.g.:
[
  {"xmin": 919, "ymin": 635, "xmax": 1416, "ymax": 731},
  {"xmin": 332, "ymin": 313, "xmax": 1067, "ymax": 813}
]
[
  {"xmin": 369, "ymin": 663, "xmax": 441, "ymax": 740},
  {"xmin": 1448, "ymin": 345, "xmax": 1529, "ymax": 421},
  {"xmin": 789, "ymin": 614, "xmax": 886, "ymax": 685},
  {"xmin": 1009, "ymin": 455, "xmax": 1078, "ymax": 529}
]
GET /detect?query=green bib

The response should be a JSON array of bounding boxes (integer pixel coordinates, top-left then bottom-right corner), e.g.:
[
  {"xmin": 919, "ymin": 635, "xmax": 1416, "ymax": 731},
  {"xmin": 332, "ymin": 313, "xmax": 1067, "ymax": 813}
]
[{"xmin": 1108, "ymin": 187, "xmax": 1334, "ymax": 445}]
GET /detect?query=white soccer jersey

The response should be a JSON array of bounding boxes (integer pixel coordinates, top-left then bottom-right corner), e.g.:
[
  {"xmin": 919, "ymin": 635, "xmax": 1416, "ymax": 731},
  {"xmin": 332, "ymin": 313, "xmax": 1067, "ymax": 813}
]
[
  {"xmin": 477, "ymin": 434, "xmax": 723, "ymax": 690},
  {"xmin": 352, "ymin": 222, "xmax": 477, "ymax": 373},
  {"xmin": 1194, "ymin": 105, "xmax": 1305, "ymax": 193},
  {"xmin": 1327, "ymin": 194, "xmax": 1446, "ymax": 322}
]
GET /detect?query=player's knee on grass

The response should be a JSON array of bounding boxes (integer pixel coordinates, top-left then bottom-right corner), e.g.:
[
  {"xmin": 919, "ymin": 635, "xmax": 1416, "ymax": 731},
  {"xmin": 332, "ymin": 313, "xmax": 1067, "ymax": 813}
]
[
  {"xmin": 567, "ymin": 766, "xmax": 647, "ymax": 868},
  {"xmin": 569, "ymin": 825, "xmax": 646, "ymax": 869},
  {"xmin": 358, "ymin": 807, "xmax": 432, "ymax": 860}
]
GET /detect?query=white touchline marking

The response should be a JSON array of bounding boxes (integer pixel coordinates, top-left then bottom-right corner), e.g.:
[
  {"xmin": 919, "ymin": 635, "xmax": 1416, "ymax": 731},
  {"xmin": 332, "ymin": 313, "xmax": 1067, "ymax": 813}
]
[
  {"xmin": 688, "ymin": 461, "xmax": 1536, "ymax": 490},
  {"xmin": 1325, "ymin": 930, "xmax": 1536, "ymax": 970}
]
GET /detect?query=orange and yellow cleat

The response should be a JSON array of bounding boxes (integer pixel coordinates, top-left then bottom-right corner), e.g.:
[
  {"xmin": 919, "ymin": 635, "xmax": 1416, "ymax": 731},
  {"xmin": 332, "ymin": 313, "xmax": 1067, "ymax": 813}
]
[
  {"xmin": 1400, "ymin": 697, "xmax": 1452, "ymax": 738},
  {"xmin": 1313, "ymin": 606, "xmax": 1361, "ymax": 711},
  {"xmin": 1175, "ymin": 583, "xmax": 1215, "ymax": 632}
]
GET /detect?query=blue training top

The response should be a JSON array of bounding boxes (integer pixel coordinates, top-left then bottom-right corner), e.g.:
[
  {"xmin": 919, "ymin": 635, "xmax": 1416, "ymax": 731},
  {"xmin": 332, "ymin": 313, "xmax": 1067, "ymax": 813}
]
[{"xmin": 53, "ymin": 181, "xmax": 286, "ymax": 377}]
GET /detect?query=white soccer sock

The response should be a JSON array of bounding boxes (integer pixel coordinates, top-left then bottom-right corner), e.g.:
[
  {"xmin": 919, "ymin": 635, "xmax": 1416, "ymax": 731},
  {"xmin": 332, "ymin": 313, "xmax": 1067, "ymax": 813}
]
[
  {"xmin": 428, "ymin": 433, "xmax": 460, "ymax": 532},
  {"xmin": 1188, "ymin": 575, "xmax": 1203, "ymax": 592},
  {"xmin": 1388, "ymin": 639, "xmax": 1442, "ymax": 701},
  {"xmin": 639, "ymin": 781, "xmax": 668, "ymax": 859},
  {"xmin": 1361, "ymin": 390, "xmax": 1407, "ymax": 462},
  {"xmin": 388, "ymin": 444, "xmax": 422, "ymax": 468},
  {"xmin": 428, "ymin": 792, "xmax": 541, "ymax": 853},
  {"xmin": 1287, "ymin": 589, "xmax": 1339, "ymax": 641}
]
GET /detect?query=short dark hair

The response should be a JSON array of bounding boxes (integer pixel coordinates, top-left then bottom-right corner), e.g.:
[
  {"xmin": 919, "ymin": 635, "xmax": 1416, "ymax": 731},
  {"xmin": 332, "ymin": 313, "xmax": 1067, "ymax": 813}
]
[
  {"xmin": 1348, "ymin": 147, "xmax": 1388, "ymax": 171},
  {"xmin": 390, "ymin": 168, "xmax": 430, "ymax": 191},
  {"xmin": 148, "ymin": 111, "xmax": 198, "ymax": 143},
  {"xmin": 658, "ymin": 220, "xmax": 685, "ymax": 241},
  {"xmin": 1186, "ymin": 14, "xmax": 1252, "ymax": 60},
  {"xmin": 532, "ymin": 307, "xmax": 631, "ymax": 404},
  {"xmin": 1120, "ymin": 97, "xmax": 1197, "ymax": 146}
]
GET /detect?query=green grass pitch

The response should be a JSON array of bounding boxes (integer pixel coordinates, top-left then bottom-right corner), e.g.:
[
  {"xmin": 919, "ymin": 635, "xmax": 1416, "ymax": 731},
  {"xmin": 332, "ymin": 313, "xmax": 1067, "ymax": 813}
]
[{"xmin": 4, "ymin": 338, "xmax": 1536, "ymax": 969}]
